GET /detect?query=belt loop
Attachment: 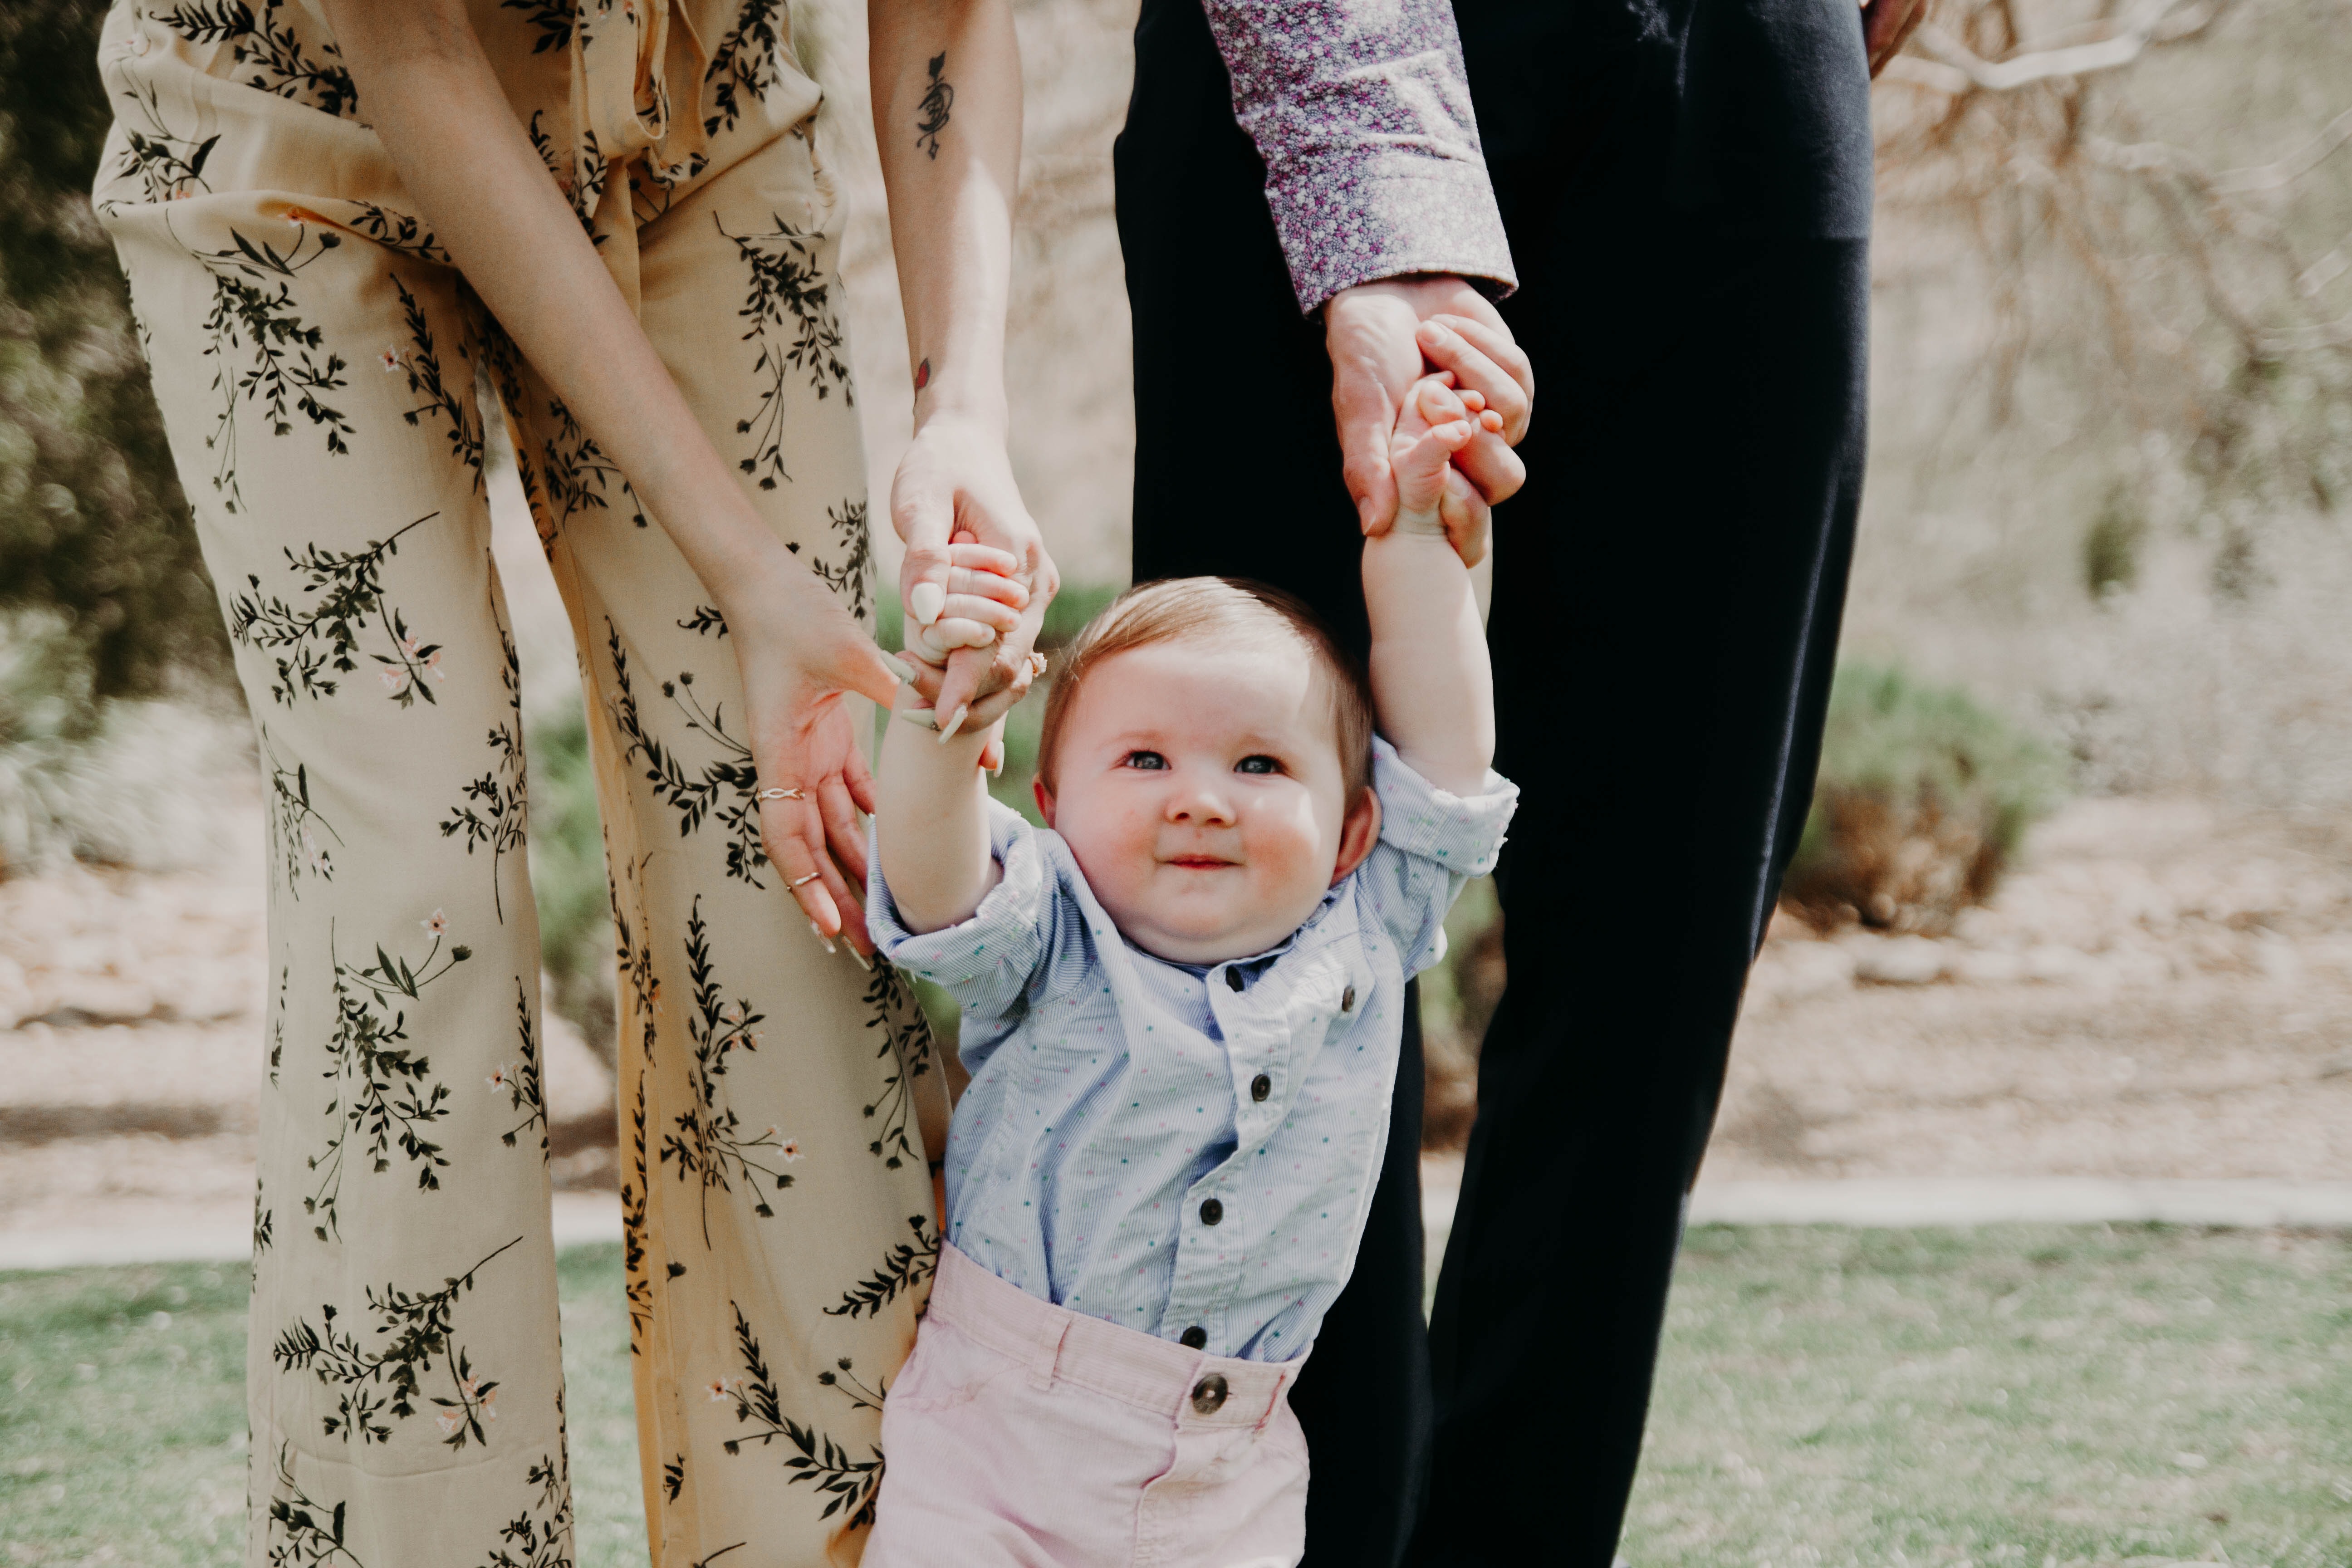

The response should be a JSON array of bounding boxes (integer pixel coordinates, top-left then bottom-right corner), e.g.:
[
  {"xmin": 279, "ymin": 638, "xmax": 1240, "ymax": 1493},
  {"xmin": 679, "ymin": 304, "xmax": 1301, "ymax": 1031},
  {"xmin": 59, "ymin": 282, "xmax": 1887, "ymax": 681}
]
[
  {"xmin": 1252, "ymin": 1368, "xmax": 1287, "ymax": 1431},
  {"xmin": 1029, "ymin": 1313, "xmax": 1068, "ymax": 1392}
]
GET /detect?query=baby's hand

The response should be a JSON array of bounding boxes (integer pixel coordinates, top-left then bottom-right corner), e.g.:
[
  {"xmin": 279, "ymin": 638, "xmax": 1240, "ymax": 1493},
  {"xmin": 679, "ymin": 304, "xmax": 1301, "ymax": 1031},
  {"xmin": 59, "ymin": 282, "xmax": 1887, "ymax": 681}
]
[{"xmin": 1389, "ymin": 374, "xmax": 1502, "ymax": 549}]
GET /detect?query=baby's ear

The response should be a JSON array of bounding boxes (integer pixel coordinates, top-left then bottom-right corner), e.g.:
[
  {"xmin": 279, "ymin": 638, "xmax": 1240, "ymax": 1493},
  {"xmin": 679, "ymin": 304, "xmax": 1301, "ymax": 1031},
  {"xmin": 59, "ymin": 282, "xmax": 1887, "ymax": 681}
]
[
  {"xmin": 1033, "ymin": 776, "xmax": 1057, "ymax": 828},
  {"xmin": 1329, "ymin": 783, "xmax": 1382, "ymax": 885}
]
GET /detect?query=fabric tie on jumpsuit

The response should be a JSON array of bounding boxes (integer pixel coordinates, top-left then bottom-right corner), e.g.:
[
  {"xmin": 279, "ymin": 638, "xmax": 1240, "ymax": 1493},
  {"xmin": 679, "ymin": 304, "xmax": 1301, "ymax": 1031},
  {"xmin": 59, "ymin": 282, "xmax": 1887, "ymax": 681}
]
[{"xmin": 92, "ymin": 4, "xmax": 942, "ymax": 1563}]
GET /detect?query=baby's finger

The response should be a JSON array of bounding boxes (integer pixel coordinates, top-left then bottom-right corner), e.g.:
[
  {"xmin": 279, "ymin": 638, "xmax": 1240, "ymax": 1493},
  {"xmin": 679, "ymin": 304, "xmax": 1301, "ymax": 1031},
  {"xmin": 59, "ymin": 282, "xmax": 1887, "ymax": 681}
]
[{"xmin": 1415, "ymin": 379, "xmax": 1470, "ymax": 424}]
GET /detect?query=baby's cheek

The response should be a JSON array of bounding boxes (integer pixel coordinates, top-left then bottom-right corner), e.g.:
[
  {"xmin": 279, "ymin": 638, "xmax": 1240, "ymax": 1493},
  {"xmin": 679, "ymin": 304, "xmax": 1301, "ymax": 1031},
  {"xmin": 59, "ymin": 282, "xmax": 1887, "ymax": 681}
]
[{"xmin": 1250, "ymin": 807, "xmax": 1337, "ymax": 905}]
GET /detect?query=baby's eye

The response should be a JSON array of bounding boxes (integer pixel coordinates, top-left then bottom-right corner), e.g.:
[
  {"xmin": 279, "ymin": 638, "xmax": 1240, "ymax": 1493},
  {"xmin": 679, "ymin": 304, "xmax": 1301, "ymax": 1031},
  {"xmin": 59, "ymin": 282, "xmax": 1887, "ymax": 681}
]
[
  {"xmin": 1121, "ymin": 750, "xmax": 1168, "ymax": 771},
  {"xmin": 1235, "ymin": 755, "xmax": 1283, "ymax": 776}
]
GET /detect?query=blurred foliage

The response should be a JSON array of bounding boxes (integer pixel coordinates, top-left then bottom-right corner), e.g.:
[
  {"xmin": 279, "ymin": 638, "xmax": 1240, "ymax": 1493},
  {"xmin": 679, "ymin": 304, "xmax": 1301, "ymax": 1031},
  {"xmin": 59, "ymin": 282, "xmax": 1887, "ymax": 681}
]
[
  {"xmin": 1417, "ymin": 874, "xmax": 1504, "ymax": 1152},
  {"xmin": 1782, "ymin": 661, "xmax": 2064, "ymax": 935},
  {"xmin": 0, "ymin": 0, "xmax": 230, "ymax": 702},
  {"xmin": 0, "ymin": 608, "xmax": 241, "ymax": 876},
  {"xmin": 2082, "ymin": 483, "xmax": 2147, "ymax": 597},
  {"xmin": 524, "ymin": 702, "xmax": 617, "ymax": 1063}
]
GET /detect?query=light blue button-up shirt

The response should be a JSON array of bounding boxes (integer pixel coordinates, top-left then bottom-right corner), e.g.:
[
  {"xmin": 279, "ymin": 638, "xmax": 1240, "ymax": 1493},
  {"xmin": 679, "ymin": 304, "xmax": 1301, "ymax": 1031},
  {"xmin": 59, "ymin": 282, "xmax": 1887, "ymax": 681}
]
[{"xmin": 868, "ymin": 738, "xmax": 1516, "ymax": 1362}]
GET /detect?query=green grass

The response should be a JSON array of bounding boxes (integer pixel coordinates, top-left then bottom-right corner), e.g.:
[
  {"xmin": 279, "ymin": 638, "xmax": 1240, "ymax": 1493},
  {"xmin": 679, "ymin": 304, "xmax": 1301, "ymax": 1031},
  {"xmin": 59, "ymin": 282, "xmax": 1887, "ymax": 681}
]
[
  {"xmin": 1625, "ymin": 1225, "xmax": 2352, "ymax": 1568},
  {"xmin": 5, "ymin": 1228, "xmax": 2347, "ymax": 1566}
]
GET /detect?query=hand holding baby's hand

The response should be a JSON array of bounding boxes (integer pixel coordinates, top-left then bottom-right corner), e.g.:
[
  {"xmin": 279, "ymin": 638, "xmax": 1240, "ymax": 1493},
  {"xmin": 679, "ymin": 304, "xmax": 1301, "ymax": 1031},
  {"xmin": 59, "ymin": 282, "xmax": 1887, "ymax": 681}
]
[
  {"xmin": 891, "ymin": 529, "xmax": 1044, "ymax": 755},
  {"xmin": 1389, "ymin": 375, "xmax": 1499, "ymax": 552}
]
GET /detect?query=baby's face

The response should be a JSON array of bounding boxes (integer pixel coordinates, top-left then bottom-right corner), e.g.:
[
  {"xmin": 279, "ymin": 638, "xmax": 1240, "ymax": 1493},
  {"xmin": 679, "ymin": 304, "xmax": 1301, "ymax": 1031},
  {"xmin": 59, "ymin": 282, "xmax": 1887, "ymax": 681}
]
[{"xmin": 1037, "ymin": 638, "xmax": 1377, "ymax": 966}]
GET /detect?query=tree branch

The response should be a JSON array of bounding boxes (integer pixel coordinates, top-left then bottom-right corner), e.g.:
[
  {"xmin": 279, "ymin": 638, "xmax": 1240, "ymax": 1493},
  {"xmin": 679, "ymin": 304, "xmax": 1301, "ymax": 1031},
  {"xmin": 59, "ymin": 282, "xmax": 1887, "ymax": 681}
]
[{"xmin": 1901, "ymin": 0, "xmax": 2210, "ymax": 93}]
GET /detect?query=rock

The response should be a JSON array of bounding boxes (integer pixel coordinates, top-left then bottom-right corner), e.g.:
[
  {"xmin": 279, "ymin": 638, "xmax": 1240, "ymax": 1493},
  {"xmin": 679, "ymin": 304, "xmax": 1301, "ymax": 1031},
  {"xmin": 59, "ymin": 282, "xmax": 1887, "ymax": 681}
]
[
  {"xmin": 1953, "ymin": 948, "xmax": 2025, "ymax": 985},
  {"xmin": 32, "ymin": 976, "xmax": 157, "ymax": 1026},
  {"xmin": 2021, "ymin": 944, "xmax": 2094, "ymax": 983},
  {"xmin": 1749, "ymin": 941, "xmax": 1859, "ymax": 1007},
  {"xmin": 1844, "ymin": 933, "xmax": 1952, "ymax": 985},
  {"xmin": 540, "ymin": 1001, "xmax": 616, "ymax": 1132}
]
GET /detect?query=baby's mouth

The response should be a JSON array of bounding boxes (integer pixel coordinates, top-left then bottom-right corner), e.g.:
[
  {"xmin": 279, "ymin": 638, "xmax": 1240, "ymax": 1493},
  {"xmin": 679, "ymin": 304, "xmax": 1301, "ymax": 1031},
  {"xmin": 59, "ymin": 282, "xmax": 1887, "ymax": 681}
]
[{"xmin": 1164, "ymin": 854, "xmax": 1238, "ymax": 871}]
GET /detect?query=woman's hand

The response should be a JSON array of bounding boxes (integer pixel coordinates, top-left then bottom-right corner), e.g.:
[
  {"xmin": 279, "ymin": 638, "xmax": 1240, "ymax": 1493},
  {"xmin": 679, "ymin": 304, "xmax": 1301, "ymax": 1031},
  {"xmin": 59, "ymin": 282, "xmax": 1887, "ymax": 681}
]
[
  {"xmin": 721, "ymin": 562, "xmax": 904, "ymax": 957},
  {"xmin": 892, "ymin": 413, "xmax": 1058, "ymax": 734}
]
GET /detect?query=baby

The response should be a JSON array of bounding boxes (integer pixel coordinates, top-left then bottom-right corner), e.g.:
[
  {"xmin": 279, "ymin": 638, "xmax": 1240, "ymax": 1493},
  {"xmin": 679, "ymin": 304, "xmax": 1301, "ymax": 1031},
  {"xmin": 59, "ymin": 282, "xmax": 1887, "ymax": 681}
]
[{"xmin": 860, "ymin": 375, "xmax": 1517, "ymax": 1568}]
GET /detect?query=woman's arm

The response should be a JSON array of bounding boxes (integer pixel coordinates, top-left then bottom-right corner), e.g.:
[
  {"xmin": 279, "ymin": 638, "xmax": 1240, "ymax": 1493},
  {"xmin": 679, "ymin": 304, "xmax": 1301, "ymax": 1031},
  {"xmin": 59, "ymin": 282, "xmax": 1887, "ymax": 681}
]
[
  {"xmin": 316, "ymin": 0, "xmax": 1022, "ymax": 950},
  {"xmin": 870, "ymin": 0, "xmax": 1059, "ymax": 736}
]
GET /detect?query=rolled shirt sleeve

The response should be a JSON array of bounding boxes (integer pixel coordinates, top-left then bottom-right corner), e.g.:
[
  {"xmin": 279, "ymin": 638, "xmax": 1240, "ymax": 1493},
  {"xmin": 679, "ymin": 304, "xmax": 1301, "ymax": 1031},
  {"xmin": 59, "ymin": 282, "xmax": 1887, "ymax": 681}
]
[
  {"xmin": 1198, "ymin": 0, "xmax": 1518, "ymax": 312},
  {"xmin": 867, "ymin": 801, "xmax": 1076, "ymax": 1050},
  {"xmin": 1356, "ymin": 735, "xmax": 1518, "ymax": 977}
]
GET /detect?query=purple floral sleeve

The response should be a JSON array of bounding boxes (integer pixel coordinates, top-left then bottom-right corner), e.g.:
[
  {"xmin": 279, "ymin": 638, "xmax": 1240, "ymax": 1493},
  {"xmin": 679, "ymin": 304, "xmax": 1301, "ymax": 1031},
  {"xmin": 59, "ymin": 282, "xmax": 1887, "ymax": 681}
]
[{"xmin": 1198, "ymin": 0, "xmax": 1519, "ymax": 313}]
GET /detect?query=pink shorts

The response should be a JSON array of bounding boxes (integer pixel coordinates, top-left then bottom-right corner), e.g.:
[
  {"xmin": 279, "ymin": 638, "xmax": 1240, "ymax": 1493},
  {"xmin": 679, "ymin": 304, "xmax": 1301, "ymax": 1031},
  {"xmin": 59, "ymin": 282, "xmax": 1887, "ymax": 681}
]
[{"xmin": 862, "ymin": 1243, "xmax": 1310, "ymax": 1568}]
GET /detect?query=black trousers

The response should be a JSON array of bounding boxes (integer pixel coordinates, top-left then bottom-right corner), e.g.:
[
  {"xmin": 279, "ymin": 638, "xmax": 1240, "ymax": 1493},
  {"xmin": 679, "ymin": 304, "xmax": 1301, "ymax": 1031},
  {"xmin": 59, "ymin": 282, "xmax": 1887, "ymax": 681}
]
[{"xmin": 1117, "ymin": 2, "xmax": 1872, "ymax": 1562}]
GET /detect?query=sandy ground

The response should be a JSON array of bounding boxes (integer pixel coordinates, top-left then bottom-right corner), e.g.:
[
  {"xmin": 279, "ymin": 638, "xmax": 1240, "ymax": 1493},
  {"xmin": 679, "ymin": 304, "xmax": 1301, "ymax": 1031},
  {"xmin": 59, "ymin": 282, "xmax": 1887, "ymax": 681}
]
[{"xmin": 3, "ymin": 794, "xmax": 2349, "ymax": 1241}]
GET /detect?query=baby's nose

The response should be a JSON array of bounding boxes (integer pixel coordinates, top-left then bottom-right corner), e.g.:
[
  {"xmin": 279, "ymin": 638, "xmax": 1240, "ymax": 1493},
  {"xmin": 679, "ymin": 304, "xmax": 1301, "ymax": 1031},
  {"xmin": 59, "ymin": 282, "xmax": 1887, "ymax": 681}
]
[{"xmin": 1167, "ymin": 786, "xmax": 1236, "ymax": 824}]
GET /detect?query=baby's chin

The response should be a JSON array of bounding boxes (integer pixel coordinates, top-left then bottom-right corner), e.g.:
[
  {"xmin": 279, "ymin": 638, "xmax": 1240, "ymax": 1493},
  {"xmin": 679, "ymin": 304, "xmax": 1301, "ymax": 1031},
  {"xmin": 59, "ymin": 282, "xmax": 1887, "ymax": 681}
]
[{"xmin": 1107, "ymin": 885, "xmax": 1321, "ymax": 968}]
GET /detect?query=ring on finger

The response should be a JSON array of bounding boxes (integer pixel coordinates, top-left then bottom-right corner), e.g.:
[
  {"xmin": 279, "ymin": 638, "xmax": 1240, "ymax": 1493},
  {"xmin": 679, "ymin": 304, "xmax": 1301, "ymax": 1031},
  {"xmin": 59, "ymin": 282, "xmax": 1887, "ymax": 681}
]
[
  {"xmin": 788, "ymin": 870, "xmax": 822, "ymax": 889},
  {"xmin": 757, "ymin": 786, "xmax": 807, "ymax": 802}
]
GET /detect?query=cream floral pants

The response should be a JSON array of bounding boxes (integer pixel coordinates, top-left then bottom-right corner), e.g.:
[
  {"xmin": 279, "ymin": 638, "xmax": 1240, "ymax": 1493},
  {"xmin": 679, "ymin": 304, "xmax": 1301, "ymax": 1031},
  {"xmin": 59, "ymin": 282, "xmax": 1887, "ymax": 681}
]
[{"xmin": 94, "ymin": 3, "xmax": 938, "ymax": 1564}]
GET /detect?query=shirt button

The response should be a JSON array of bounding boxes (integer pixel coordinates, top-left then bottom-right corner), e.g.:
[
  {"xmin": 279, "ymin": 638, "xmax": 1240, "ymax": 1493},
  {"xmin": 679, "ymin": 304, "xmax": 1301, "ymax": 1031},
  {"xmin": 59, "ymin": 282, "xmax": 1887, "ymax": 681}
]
[
  {"xmin": 1226, "ymin": 968, "xmax": 1245, "ymax": 993},
  {"xmin": 1191, "ymin": 1373, "xmax": 1230, "ymax": 1415},
  {"xmin": 1200, "ymin": 1198, "xmax": 1223, "ymax": 1226},
  {"xmin": 1180, "ymin": 1325, "xmax": 1208, "ymax": 1350},
  {"xmin": 1341, "ymin": 985, "xmax": 1356, "ymax": 1013},
  {"xmin": 1250, "ymin": 1073, "xmax": 1271, "ymax": 1102}
]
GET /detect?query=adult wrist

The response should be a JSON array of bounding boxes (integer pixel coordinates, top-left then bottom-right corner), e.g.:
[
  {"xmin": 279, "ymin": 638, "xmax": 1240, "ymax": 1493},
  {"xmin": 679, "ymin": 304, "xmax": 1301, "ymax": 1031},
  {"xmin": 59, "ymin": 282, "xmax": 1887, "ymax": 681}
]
[{"xmin": 911, "ymin": 387, "xmax": 1009, "ymax": 441}]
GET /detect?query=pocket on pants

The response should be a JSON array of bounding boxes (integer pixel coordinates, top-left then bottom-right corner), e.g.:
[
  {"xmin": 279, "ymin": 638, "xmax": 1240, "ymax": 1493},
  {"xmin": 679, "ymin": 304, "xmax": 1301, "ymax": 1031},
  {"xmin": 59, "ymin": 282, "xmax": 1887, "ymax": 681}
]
[{"xmin": 882, "ymin": 1319, "xmax": 1015, "ymax": 1415}]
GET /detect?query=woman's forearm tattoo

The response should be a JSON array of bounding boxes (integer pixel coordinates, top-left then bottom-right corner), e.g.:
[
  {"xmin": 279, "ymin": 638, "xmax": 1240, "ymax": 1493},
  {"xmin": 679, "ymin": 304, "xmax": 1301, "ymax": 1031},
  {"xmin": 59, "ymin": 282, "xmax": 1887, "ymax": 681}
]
[{"xmin": 915, "ymin": 52, "xmax": 954, "ymax": 159}]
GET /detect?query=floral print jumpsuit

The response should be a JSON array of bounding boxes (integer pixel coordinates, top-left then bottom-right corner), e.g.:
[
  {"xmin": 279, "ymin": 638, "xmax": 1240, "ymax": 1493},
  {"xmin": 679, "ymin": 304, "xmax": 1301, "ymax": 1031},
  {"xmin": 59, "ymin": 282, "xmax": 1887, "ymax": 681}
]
[{"xmin": 92, "ymin": 3, "xmax": 939, "ymax": 1563}]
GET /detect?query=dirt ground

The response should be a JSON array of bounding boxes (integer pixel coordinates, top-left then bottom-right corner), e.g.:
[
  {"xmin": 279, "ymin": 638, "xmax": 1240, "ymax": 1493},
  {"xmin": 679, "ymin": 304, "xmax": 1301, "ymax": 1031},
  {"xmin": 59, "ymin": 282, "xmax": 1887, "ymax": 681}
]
[
  {"xmin": 3, "ymin": 794, "xmax": 2348, "ymax": 1240},
  {"xmin": 1712, "ymin": 795, "xmax": 2352, "ymax": 1182}
]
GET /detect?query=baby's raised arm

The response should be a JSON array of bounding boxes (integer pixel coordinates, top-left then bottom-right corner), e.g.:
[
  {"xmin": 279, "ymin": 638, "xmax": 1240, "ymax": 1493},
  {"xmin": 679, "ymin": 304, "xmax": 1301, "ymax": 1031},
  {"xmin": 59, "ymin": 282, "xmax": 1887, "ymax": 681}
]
[
  {"xmin": 1360, "ymin": 377, "xmax": 1497, "ymax": 797},
  {"xmin": 875, "ymin": 541, "xmax": 1024, "ymax": 934}
]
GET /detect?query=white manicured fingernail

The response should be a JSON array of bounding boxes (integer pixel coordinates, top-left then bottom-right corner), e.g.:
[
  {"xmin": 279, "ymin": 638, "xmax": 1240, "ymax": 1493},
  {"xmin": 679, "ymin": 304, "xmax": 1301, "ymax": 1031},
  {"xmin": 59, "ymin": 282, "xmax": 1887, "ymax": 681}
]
[
  {"xmin": 897, "ymin": 704, "xmax": 938, "ymax": 730},
  {"xmin": 878, "ymin": 652, "xmax": 921, "ymax": 685},
  {"xmin": 848, "ymin": 945, "xmax": 873, "ymax": 972},
  {"xmin": 809, "ymin": 921, "xmax": 837, "ymax": 956},
  {"xmin": 936, "ymin": 705, "xmax": 969, "ymax": 744},
  {"xmin": 909, "ymin": 582, "xmax": 946, "ymax": 625},
  {"xmin": 986, "ymin": 752, "xmax": 1004, "ymax": 777}
]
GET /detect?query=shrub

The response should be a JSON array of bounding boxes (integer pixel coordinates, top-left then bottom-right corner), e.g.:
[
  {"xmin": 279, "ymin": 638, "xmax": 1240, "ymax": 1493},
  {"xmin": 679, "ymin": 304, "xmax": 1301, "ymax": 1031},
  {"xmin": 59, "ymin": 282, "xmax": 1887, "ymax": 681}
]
[
  {"xmin": 1780, "ymin": 662, "xmax": 2062, "ymax": 935},
  {"xmin": 0, "ymin": 0, "xmax": 233, "ymax": 701}
]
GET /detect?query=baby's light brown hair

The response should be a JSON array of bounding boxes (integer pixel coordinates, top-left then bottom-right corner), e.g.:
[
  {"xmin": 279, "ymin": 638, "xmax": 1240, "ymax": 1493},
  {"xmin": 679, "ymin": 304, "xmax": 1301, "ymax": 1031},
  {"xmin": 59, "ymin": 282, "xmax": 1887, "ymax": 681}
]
[{"xmin": 1036, "ymin": 577, "xmax": 1375, "ymax": 799}]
